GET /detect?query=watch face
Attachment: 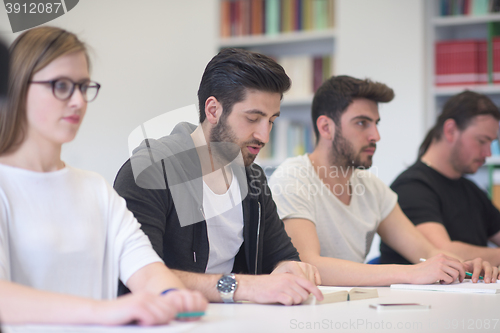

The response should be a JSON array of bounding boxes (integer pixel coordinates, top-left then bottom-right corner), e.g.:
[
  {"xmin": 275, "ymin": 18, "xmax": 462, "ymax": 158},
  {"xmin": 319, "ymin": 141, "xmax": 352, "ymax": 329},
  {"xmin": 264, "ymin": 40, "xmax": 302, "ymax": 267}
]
[{"xmin": 217, "ymin": 275, "xmax": 236, "ymax": 293}]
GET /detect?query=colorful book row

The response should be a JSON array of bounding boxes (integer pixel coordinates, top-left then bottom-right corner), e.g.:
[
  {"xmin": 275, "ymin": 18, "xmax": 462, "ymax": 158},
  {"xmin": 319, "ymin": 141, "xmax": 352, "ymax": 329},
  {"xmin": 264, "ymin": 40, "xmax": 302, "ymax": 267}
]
[
  {"xmin": 258, "ymin": 120, "xmax": 315, "ymax": 161},
  {"xmin": 439, "ymin": 0, "xmax": 500, "ymax": 16},
  {"xmin": 278, "ymin": 55, "xmax": 333, "ymax": 98},
  {"xmin": 220, "ymin": 0, "xmax": 335, "ymax": 38}
]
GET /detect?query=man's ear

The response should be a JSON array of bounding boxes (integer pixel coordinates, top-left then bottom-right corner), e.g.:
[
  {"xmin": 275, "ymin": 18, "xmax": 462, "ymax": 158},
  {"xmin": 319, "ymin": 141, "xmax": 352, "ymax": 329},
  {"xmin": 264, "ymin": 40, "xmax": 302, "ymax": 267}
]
[
  {"xmin": 204, "ymin": 96, "xmax": 223, "ymax": 125},
  {"xmin": 443, "ymin": 118, "xmax": 459, "ymax": 143},
  {"xmin": 316, "ymin": 115, "xmax": 336, "ymax": 142}
]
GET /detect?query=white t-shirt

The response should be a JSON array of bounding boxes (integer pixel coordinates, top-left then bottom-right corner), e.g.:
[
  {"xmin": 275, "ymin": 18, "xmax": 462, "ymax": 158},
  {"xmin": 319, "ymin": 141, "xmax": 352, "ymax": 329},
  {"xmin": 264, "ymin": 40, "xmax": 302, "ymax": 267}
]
[
  {"xmin": 203, "ymin": 169, "xmax": 244, "ymax": 274},
  {"xmin": 269, "ymin": 154, "xmax": 397, "ymax": 263},
  {"xmin": 0, "ymin": 164, "xmax": 162, "ymax": 300}
]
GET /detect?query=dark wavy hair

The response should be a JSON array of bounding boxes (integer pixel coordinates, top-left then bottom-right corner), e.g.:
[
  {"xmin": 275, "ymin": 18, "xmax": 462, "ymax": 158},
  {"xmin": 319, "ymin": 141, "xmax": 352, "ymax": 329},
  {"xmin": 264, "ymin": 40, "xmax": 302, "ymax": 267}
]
[
  {"xmin": 197, "ymin": 48, "xmax": 290, "ymax": 123},
  {"xmin": 418, "ymin": 91, "xmax": 500, "ymax": 158},
  {"xmin": 311, "ymin": 75, "xmax": 394, "ymax": 142}
]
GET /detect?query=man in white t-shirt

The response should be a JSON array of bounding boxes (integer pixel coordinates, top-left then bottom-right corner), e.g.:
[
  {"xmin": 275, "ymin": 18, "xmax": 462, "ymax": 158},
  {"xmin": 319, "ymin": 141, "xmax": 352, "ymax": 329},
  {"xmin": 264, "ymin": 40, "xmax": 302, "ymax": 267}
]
[{"xmin": 269, "ymin": 75, "xmax": 498, "ymax": 286}]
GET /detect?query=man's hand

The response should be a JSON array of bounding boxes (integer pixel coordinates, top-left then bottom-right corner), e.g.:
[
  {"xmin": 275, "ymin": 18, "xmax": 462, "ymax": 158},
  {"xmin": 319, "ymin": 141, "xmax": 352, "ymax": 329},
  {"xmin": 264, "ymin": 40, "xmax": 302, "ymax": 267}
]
[
  {"xmin": 463, "ymin": 258, "xmax": 499, "ymax": 283},
  {"xmin": 271, "ymin": 261, "xmax": 322, "ymax": 285},
  {"xmin": 234, "ymin": 273, "xmax": 323, "ymax": 305},
  {"xmin": 408, "ymin": 253, "xmax": 466, "ymax": 284}
]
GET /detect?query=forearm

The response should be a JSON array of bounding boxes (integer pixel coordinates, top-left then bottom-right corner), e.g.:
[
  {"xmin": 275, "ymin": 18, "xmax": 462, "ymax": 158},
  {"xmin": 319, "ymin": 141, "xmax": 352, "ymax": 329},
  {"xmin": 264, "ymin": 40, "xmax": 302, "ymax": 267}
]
[
  {"xmin": 170, "ymin": 270, "xmax": 264, "ymax": 303},
  {"xmin": 171, "ymin": 270, "xmax": 223, "ymax": 302},
  {"xmin": 383, "ymin": 225, "xmax": 463, "ymax": 263},
  {"xmin": 439, "ymin": 241, "xmax": 500, "ymax": 266},
  {"xmin": 126, "ymin": 262, "xmax": 185, "ymax": 295},
  {"xmin": 304, "ymin": 256, "xmax": 413, "ymax": 286},
  {"xmin": 0, "ymin": 280, "xmax": 98, "ymax": 325}
]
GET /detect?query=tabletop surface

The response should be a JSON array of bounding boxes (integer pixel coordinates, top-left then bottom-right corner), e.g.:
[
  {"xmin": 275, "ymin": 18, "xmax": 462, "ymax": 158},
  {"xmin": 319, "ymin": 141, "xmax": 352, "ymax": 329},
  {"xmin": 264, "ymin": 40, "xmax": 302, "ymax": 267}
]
[{"xmin": 3, "ymin": 286, "xmax": 500, "ymax": 333}]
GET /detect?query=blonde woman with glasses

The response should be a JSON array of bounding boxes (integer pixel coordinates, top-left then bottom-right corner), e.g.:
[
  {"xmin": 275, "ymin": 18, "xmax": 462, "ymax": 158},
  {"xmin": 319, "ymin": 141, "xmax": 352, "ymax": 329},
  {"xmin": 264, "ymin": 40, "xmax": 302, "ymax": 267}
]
[{"xmin": 0, "ymin": 26, "xmax": 206, "ymax": 326}]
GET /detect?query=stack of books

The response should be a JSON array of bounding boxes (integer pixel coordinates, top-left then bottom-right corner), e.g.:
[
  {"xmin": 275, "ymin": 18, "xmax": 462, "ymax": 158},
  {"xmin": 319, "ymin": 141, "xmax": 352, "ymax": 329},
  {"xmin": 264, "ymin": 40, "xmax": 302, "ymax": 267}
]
[
  {"xmin": 435, "ymin": 40, "xmax": 488, "ymax": 86},
  {"xmin": 278, "ymin": 55, "xmax": 333, "ymax": 98},
  {"xmin": 258, "ymin": 120, "xmax": 315, "ymax": 161},
  {"xmin": 220, "ymin": 0, "xmax": 335, "ymax": 38}
]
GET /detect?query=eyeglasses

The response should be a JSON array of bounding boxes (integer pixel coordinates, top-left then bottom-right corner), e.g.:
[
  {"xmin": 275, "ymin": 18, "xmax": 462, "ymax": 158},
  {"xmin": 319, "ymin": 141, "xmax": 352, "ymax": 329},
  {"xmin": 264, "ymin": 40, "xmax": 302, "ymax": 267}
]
[{"xmin": 30, "ymin": 78, "xmax": 101, "ymax": 102}]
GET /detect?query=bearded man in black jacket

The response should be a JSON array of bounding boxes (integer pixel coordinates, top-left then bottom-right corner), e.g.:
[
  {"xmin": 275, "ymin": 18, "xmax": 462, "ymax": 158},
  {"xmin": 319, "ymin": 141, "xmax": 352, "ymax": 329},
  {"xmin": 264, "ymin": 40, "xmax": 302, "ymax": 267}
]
[{"xmin": 114, "ymin": 48, "xmax": 323, "ymax": 305}]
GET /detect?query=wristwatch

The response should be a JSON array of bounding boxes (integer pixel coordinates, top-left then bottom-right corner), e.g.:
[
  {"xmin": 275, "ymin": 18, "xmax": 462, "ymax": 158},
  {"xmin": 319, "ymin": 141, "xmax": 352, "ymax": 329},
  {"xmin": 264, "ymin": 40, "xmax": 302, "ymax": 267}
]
[{"xmin": 216, "ymin": 273, "xmax": 238, "ymax": 303}]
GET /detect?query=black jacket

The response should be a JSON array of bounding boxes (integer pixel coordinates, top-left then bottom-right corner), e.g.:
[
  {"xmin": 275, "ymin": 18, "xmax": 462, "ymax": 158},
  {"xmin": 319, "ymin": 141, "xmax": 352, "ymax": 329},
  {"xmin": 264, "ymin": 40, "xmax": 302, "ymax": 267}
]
[{"xmin": 114, "ymin": 123, "xmax": 299, "ymax": 283}]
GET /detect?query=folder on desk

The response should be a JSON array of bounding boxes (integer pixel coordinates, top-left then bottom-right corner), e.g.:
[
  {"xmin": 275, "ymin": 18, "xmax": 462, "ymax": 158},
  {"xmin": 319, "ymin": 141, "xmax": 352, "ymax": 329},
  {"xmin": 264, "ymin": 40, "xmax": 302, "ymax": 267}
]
[
  {"xmin": 303, "ymin": 286, "xmax": 378, "ymax": 305},
  {"xmin": 390, "ymin": 279, "xmax": 500, "ymax": 294}
]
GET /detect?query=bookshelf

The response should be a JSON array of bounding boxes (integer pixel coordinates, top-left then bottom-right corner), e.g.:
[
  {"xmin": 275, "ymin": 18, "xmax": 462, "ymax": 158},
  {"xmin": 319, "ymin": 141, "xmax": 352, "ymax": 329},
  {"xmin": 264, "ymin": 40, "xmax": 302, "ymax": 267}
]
[
  {"xmin": 426, "ymin": 0, "xmax": 500, "ymax": 197},
  {"xmin": 426, "ymin": 0, "xmax": 500, "ymax": 128},
  {"xmin": 218, "ymin": 0, "xmax": 336, "ymax": 174}
]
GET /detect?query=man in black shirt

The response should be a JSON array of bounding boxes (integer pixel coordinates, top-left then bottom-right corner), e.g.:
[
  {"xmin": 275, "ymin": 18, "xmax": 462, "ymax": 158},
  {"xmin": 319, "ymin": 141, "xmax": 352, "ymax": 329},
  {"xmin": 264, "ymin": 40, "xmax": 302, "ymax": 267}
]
[{"xmin": 380, "ymin": 91, "xmax": 500, "ymax": 268}]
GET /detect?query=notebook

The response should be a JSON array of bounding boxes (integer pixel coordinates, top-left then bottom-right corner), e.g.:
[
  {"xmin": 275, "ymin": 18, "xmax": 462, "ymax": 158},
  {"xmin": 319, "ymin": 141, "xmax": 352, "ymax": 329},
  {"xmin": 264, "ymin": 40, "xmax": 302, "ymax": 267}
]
[
  {"xmin": 303, "ymin": 286, "xmax": 379, "ymax": 305},
  {"xmin": 390, "ymin": 279, "xmax": 500, "ymax": 294}
]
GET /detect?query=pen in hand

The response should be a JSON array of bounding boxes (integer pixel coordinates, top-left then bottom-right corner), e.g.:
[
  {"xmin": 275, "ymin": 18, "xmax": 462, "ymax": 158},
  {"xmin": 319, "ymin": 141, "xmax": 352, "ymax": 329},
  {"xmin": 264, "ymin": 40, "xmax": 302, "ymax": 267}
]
[{"xmin": 419, "ymin": 258, "xmax": 484, "ymax": 280}]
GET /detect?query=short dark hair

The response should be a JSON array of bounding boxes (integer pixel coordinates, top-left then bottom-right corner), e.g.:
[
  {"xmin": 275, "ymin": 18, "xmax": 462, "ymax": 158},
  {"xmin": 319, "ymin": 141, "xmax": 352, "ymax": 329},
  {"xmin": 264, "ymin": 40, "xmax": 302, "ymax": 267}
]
[
  {"xmin": 419, "ymin": 91, "xmax": 500, "ymax": 158},
  {"xmin": 311, "ymin": 75, "xmax": 394, "ymax": 141},
  {"xmin": 197, "ymin": 48, "xmax": 291, "ymax": 123}
]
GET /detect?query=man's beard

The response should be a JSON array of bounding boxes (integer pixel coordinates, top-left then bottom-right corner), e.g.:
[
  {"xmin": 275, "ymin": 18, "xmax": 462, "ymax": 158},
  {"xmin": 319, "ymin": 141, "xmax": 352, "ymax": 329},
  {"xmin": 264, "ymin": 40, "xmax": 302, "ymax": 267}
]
[
  {"xmin": 330, "ymin": 126, "xmax": 375, "ymax": 169},
  {"xmin": 209, "ymin": 116, "xmax": 263, "ymax": 167},
  {"xmin": 449, "ymin": 137, "xmax": 484, "ymax": 175}
]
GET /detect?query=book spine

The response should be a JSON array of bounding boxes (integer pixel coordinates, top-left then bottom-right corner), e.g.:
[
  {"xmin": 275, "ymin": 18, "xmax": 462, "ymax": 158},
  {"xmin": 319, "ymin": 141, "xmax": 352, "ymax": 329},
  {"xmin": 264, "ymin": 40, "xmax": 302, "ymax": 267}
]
[
  {"xmin": 220, "ymin": 0, "xmax": 231, "ymax": 38},
  {"xmin": 230, "ymin": 0, "xmax": 236, "ymax": 36},
  {"xmin": 478, "ymin": 40, "xmax": 488, "ymax": 83},
  {"xmin": 493, "ymin": 37, "xmax": 500, "ymax": 82},
  {"xmin": 241, "ymin": 0, "xmax": 251, "ymax": 35},
  {"xmin": 313, "ymin": 0, "xmax": 328, "ymax": 30},
  {"xmin": 322, "ymin": 55, "xmax": 332, "ymax": 81},
  {"xmin": 313, "ymin": 57, "xmax": 323, "ymax": 92},
  {"xmin": 266, "ymin": 0, "xmax": 280, "ymax": 35},
  {"xmin": 296, "ymin": 0, "xmax": 302, "ymax": 31},
  {"xmin": 328, "ymin": 0, "xmax": 335, "ymax": 28}
]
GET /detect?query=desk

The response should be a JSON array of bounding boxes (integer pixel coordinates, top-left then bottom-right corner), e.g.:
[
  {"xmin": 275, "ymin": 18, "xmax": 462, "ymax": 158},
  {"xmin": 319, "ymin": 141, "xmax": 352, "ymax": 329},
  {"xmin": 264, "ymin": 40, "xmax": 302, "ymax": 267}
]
[{"xmin": 3, "ymin": 287, "xmax": 499, "ymax": 333}]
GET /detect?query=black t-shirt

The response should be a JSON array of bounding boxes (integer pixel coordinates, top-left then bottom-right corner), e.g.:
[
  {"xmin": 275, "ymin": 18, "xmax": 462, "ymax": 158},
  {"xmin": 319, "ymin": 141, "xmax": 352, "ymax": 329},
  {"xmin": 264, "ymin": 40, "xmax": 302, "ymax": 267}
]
[{"xmin": 380, "ymin": 160, "xmax": 500, "ymax": 264}]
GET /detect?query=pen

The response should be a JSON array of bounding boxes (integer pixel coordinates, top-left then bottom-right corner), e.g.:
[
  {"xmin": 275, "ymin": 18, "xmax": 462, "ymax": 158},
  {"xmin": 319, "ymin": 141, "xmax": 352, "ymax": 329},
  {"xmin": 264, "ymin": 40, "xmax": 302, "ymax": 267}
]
[
  {"xmin": 465, "ymin": 271, "xmax": 484, "ymax": 280},
  {"xmin": 419, "ymin": 258, "xmax": 484, "ymax": 280},
  {"xmin": 176, "ymin": 311, "xmax": 205, "ymax": 318}
]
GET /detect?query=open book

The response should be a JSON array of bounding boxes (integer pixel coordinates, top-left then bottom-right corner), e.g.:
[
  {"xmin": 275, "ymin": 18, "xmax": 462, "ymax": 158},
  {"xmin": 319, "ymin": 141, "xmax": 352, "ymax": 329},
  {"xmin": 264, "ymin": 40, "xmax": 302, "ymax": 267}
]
[
  {"xmin": 303, "ymin": 286, "xmax": 378, "ymax": 305},
  {"xmin": 391, "ymin": 279, "xmax": 500, "ymax": 294}
]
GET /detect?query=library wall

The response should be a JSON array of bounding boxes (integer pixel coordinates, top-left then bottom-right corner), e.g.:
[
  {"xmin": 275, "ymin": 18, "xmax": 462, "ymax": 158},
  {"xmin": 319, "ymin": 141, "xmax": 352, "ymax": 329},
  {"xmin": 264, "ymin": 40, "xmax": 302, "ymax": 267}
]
[
  {"xmin": 0, "ymin": 0, "xmax": 426, "ymax": 188},
  {"xmin": 336, "ymin": 0, "xmax": 426, "ymax": 186},
  {"xmin": 0, "ymin": 0, "xmax": 218, "ymax": 183}
]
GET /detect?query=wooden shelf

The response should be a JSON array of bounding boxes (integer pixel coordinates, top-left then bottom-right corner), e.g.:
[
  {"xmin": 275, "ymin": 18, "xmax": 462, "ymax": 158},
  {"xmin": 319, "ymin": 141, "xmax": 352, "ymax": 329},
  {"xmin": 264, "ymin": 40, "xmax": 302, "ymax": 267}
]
[
  {"xmin": 432, "ymin": 13, "xmax": 500, "ymax": 26},
  {"xmin": 218, "ymin": 29, "xmax": 336, "ymax": 48},
  {"xmin": 433, "ymin": 84, "xmax": 500, "ymax": 96}
]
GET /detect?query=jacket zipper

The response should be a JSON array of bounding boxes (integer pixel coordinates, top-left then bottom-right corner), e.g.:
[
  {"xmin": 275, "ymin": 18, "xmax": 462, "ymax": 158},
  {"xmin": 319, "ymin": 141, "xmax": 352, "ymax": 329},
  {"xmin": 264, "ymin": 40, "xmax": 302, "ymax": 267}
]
[
  {"xmin": 255, "ymin": 202, "xmax": 261, "ymax": 274},
  {"xmin": 195, "ymin": 207, "xmax": 207, "ymax": 263}
]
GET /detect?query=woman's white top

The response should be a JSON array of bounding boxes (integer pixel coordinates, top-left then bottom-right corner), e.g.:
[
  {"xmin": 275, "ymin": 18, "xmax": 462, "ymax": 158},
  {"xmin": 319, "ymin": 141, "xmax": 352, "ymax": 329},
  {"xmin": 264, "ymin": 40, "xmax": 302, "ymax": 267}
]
[{"xmin": 0, "ymin": 164, "xmax": 162, "ymax": 300}]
